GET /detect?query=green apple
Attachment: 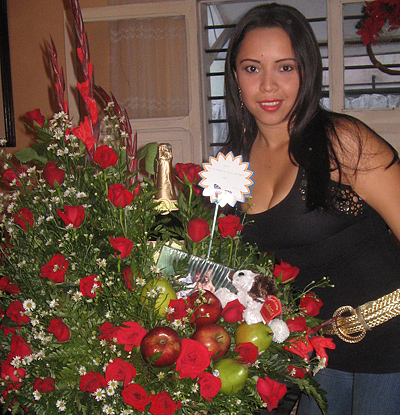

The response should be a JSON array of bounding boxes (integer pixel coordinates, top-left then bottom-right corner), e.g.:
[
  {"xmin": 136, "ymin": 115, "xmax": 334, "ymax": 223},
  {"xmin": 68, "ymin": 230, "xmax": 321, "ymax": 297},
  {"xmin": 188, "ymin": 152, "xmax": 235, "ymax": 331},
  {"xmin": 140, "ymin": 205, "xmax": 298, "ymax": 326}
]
[
  {"xmin": 235, "ymin": 322, "xmax": 273, "ymax": 353},
  {"xmin": 141, "ymin": 277, "xmax": 177, "ymax": 317},
  {"xmin": 213, "ymin": 358, "xmax": 248, "ymax": 395}
]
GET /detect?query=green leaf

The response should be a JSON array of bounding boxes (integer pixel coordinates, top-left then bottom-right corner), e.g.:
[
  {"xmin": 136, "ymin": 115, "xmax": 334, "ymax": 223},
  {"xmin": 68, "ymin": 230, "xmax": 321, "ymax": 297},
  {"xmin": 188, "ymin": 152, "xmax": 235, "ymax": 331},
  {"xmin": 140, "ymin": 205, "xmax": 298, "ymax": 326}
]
[
  {"xmin": 14, "ymin": 147, "xmax": 48, "ymax": 165},
  {"xmin": 137, "ymin": 142, "xmax": 158, "ymax": 175}
]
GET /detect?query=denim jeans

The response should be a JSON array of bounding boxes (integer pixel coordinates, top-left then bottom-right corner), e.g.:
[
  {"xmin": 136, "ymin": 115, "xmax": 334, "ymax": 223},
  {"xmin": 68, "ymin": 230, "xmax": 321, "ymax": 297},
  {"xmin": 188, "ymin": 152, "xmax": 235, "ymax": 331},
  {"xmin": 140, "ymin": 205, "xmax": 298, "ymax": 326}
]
[{"xmin": 296, "ymin": 368, "xmax": 400, "ymax": 415}]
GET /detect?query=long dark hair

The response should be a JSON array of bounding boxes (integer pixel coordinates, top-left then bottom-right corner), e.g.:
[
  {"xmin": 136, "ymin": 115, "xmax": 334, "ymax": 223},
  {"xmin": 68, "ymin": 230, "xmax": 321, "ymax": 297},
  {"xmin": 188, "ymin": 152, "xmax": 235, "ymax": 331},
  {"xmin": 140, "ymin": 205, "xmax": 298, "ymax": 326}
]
[{"xmin": 224, "ymin": 3, "xmax": 337, "ymax": 210}]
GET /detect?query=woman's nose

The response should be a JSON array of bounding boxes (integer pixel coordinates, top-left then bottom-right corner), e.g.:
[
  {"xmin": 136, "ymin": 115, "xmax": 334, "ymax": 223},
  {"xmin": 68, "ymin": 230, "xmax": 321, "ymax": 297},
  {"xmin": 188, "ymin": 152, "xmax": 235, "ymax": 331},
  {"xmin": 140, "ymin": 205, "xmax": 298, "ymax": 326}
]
[{"xmin": 260, "ymin": 71, "xmax": 278, "ymax": 92}]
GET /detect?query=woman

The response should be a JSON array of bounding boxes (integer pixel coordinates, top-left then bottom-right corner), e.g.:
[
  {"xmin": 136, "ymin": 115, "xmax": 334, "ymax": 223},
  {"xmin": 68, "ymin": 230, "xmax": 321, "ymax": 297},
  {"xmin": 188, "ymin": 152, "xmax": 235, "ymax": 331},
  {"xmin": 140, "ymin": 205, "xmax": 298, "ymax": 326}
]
[{"xmin": 223, "ymin": 3, "xmax": 400, "ymax": 415}]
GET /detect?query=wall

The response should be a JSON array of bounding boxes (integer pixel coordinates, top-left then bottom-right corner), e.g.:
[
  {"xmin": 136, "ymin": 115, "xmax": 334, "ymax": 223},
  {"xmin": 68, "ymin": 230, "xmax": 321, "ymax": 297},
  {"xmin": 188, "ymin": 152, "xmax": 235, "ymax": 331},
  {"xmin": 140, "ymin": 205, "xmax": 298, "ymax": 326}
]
[{"xmin": 7, "ymin": 0, "xmax": 108, "ymax": 152}]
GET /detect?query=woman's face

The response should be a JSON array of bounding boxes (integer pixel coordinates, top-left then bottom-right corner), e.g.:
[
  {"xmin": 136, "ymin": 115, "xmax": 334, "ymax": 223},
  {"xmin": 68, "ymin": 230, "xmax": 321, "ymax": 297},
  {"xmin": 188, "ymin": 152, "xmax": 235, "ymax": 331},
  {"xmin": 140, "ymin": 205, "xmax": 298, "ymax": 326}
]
[{"xmin": 235, "ymin": 27, "xmax": 300, "ymax": 132}]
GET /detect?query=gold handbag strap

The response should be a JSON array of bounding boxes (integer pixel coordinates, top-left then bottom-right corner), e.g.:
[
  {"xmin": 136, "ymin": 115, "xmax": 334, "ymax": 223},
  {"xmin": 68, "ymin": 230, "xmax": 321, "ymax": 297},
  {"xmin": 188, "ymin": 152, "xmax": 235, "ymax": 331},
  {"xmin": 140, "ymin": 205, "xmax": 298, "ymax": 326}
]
[{"xmin": 324, "ymin": 288, "xmax": 400, "ymax": 343}]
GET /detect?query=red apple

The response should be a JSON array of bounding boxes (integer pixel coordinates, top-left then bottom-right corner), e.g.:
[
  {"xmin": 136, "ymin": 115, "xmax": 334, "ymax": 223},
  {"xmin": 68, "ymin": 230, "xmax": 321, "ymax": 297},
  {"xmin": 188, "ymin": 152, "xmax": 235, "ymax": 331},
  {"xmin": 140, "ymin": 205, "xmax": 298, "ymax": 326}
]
[
  {"xmin": 140, "ymin": 326, "xmax": 181, "ymax": 367},
  {"xmin": 192, "ymin": 323, "xmax": 231, "ymax": 358},
  {"xmin": 189, "ymin": 290, "xmax": 222, "ymax": 327}
]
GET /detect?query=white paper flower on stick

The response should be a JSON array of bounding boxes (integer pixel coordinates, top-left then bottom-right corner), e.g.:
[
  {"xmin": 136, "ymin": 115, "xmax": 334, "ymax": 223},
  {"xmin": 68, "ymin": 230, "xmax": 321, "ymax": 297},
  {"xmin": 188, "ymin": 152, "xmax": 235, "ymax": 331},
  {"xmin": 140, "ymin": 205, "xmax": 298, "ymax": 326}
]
[{"xmin": 199, "ymin": 152, "xmax": 254, "ymax": 208}]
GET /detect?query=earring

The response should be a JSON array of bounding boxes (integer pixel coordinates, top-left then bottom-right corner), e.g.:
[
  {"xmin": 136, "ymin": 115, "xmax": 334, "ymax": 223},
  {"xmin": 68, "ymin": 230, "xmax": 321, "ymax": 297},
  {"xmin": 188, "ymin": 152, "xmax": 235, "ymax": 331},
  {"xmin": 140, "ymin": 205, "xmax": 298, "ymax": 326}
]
[{"xmin": 238, "ymin": 87, "xmax": 246, "ymax": 135}]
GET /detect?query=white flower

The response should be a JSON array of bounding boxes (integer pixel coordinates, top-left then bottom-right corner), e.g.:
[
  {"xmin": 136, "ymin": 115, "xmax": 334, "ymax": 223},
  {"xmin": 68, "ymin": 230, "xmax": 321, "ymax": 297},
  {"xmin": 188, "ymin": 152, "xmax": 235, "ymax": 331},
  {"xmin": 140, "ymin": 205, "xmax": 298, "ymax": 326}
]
[
  {"xmin": 102, "ymin": 405, "xmax": 114, "ymax": 414},
  {"xmin": 106, "ymin": 386, "xmax": 115, "ymax": 396},
  {"xmin": 93, "ymin": 388, "xmax": 105, "ymax": 401},
  {"xmin": 107, "ymin": 379, "xmax": 118, "ymax": 389},
  {"xmin": 56, "ymin": 400, "xmax": 66, "ymax": 411},
  {"xmin": 78, "ymin": 366, "xmax": 87, "ymax": 376},
  {"xmin": 33, "ymin": 390, "xmax": 41, "ymax": 401},
  {"xmin": 268, "ymin": 319, "xmax": 290, "ymax": 343},
  {"xmin": 72, "ymin": 291, "xmax": 83, "ymax": 302},
  {"xmin": 11, "ymin": 356, "xmax": 22, "ymax": 368}
]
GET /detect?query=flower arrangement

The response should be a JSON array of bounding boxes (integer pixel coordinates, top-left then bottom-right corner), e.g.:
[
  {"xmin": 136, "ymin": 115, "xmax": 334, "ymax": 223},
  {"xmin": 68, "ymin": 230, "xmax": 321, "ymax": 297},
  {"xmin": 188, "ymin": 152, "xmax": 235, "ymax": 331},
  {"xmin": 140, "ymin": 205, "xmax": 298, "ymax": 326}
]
[
  {"xmin": 356, "ymin": 0, "xmax": 400, "ymax": 45},
  {"xmin": 0, "ymin": 1, "xmax": 335, "ymax": 414}
]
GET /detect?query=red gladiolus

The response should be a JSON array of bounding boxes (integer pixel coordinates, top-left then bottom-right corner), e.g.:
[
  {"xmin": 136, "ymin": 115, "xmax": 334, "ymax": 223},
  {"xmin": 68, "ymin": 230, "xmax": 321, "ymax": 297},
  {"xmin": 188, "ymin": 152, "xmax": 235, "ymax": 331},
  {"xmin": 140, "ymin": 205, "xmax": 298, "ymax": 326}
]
[
  {"xmin": 46, "ymin": 318, "xmax": 70, "ymax": 342},
  {"xmin": 1, "ymin": 358, "xmax": 25, "ymax": 383},
  {"xmin": 43, "ymin": 161, "xmax": 65, "ymax": 188},
  {"xmin": 309, "ymin": 336, "xmax": 336, "ymax": 365},
  {"xmin": 286, "ymin": 316, "xmax": 308, "ymax": 333},
  {"xmin": 93, "ymin": 145, "xmax": 118, "ymax": 169},
  {"xmin": 123, "ymin": 267, "xmax": 134, "ymax": 291},
  {"xmin": 283, "ymin": 338, "xmax": 313, "ymax": 361},
  {"xmin": 26, "ymin": 108, "xmax": 45, "ymax": 128},
  {"xmin": 40, "ymin": 254, "xmax": 68, "ymax": 283},
  {"xmin": 110, "ymin": 236, "xmax": 134, "ymax": 259},
  {"xmin": 57, "ymin": 205, "xmax": 85, "ymax": 228},
  {"xmin": 187, "ymin": 218, "xmax": 210, "ymax": 242},
  {"xmin": 108, "ymin": 183, "xmax": 134, "ymax": 208},
  {"xmin": 287, "ymin": 365, "xmax": 306, "ymax": 379},
  {"xmin": 256, "ymin": 376, "xmax": 287, "ymax": 411},
  {"xmin": 80, "ymin": 275, "xmax": 102, "ymax": 298},
  {"xmin": 300, "ymin": 293, "xmax": 323, "ymax": 317},
  {"xmin": 273, "ymin": 261, "xmax": 299, "ymax": 282},
  {"xmin": 33, "ymin": 377, "xmax": 55, "ymax": 393},
  {"xmin": 13, "ymin": 208, "xmax": 34, "ymax": 231},
  {"xmin": 218, "ymin": 215, "xmax": 243, "ymax": 238},
  {"xmin": 71, "ymin": 116, "xmax": 97, "ymax": 152},
  {"xmin": 10, "ymin": 335, "xmax": 31, "ymax": 359}
]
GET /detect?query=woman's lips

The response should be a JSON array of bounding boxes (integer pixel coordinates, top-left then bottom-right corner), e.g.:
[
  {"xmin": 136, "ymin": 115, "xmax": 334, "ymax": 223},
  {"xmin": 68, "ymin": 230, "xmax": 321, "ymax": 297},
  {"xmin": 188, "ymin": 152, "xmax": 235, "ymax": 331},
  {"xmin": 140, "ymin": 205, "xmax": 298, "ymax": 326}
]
[{"xmin": 258, "ymin": 100, "xmax": 282, "ymax": 112}]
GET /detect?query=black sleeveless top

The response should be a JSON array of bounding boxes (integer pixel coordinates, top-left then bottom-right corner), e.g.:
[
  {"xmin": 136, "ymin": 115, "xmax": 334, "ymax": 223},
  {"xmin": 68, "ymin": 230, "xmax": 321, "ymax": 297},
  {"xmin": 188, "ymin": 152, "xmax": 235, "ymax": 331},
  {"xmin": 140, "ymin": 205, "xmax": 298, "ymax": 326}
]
[{"xmin": 242, "ymin": 167, "xmax": 400, "ymax": 373}]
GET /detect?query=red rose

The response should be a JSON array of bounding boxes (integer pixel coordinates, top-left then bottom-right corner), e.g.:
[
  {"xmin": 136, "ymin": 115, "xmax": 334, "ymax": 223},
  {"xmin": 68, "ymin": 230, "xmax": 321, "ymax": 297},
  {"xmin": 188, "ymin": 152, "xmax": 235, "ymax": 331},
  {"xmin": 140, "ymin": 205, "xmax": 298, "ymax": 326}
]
[
  {"xmin": 222, "ymin": 299, "xmax": 245, "ymax": 323},
  {"xmin": 98, "ymin": 322, "xmax": 119, "ymax": 341},
  {"xmin": 0, "ymin": 277, "xmax": 20, "ymax": 294},
  {"xmin": 80, "ymin": 275, "xmax": 101, "ymax": 298},
  {"xmin": 286, "ymin": 316, "xmax": 307, "ymax": 333},
  {"xmin": 166, "ymin": 298, "xmax": 189, "ymax": 321},
  {"xmin": 43, "ymin": 162, "xmax": 65, "ymax": 188},
  {"xmin": 1, "ymin": 358, "xmax": 25, "ymax": 383},
  {"xmin": 46, "ymin": 318, "xmax": 70, "ymax": 342},
  {"xmin": 115, "ymin": 321, "xmax": 147, "ymax": 351},
  {"xmin": 175, "ymin": 163, "xmax": 201, "ymax": 184},
  {"xmin": 6, "ymin": 301, "xmax": 29, "ymax": 325},
  {"xmin": 283, "ymin": 338, "xmax": 313, "ymax": 361},
  {"xmin": 149, "ymin": 391, "xmax": 181, "ymax": 415},
  {"xmin": 198, "ymin": 372, "xmax": 221, "ymax": 402},
  {"xmin": 287, "ymin": 365, "xmax": 306, "ymax": 379},
  {"xmin": 33, "ymin": 377, "xmax": 55, "ymax": 393},
  {"xmin": 57, "ymin": 205, "xmax": 85, "ymax": 228},
  {"xmin": 123, "ymin": 267, "xmax": 134, "ymax": 291},
  {"xmin": 121, "ymin": 383, "xmax": 152, "ymax": 412},
  {"xmin": 218, "ymin": 215, "xmax": 243, "ymax": 238},
  {"xmin": 273, "ymin": 261, "xmax": 299, "ymax": 282},
  {"xmin": 175, "ymin": 338, "xmax": 211, "ymax": 379},
  {"xmin": 71, "ymin": 116, "xmax": 97, "ymax": 152},
  {"xmin": 105, "ymin": 358, "xmax": 136, "ymax": 387},
  {"xmin": 110, "ymin": 236, "xmax": 133, "ymax": 259},
  {"xmin": 3, "ymin": 168, "xmax": 22, "ymax": 188},
  {"xmin": 79, "ymin": 371, "xmax": 107, "ymax": 393},
  {"xmin": 309, "ymin": 336, "xmax": 336, "ymax": 365},
  {"xmin": 187, "ymin": 218, "xmax": 210, "ymax": 242},
  {"xmin": 26, "ymin": 108, "xmax": 45, "ymax": 128},
  {"xmin": 300, "ymin": 293, "xmax": 323, "ymax": 317},
  {"xmin": 108, "ymin": 183, "xmax": 134, "ymax": 208},
  {"xmin": 256, "ymin": 376, "xmax": 287, "ymax": 411},
  {"xmin": 93, "ymin": 145, "xmax": 118, "ymax": 169},
  {"xmin": 10, "ymin": 335, "xmax": 31, "ymax": 359},
  {"xmin": 40, "ymin": 254, "xmax": 68, "ymax": 283},
  {"xmin": 13, "ymin": 208, "xmax": 34, "ymax": 231},
  {"xmin": 235, "ymin": 342, "xmax": 259, "ymax": 364}
]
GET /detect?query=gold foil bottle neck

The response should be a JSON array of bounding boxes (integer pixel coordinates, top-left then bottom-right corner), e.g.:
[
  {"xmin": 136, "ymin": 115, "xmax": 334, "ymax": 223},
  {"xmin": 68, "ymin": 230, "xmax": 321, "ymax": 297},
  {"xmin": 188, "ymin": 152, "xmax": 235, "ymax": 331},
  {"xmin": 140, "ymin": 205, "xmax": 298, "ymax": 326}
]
[{"xmin": 155, "ymin": 143, "xmax": 178, "ymax": 214}]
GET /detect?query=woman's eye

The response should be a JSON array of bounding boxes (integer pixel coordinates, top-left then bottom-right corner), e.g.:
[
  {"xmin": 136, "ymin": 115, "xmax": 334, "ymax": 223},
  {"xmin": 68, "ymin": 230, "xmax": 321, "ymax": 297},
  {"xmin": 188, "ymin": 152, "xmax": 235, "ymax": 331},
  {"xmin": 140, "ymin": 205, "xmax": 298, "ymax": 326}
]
[
  {"xmin": 280, "ymin": 65, "xmax": 294, "ymax": 72},
  {"xmin": 245, "ymin": 65, "xmax": 258, "ymax": 73}
]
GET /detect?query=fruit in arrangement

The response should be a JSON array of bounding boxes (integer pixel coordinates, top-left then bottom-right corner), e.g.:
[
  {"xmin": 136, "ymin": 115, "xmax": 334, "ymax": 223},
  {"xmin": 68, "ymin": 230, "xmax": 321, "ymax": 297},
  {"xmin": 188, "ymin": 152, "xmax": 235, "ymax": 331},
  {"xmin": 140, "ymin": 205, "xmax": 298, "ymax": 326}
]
[
  {"xmin": 235, "ymin": 322, "xmax": 273, "ymax": 353},
  {"xmin": 213, "ymin": 357, "xmax": 248, "ymax": 394},
  {"xmin": 140, "ymin": 326, "xmax": 182, "ymax": 367},
  {"xmin": 192, "ymin": 323, "xmax": 231, "ymax": 358},
  {"xmin": 189, "ymin": 290, "xmax": 222, "ymax": 327},
  {"xmin": 141, "ymin": 277, "xmax": 177, "ymax": 317}
]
